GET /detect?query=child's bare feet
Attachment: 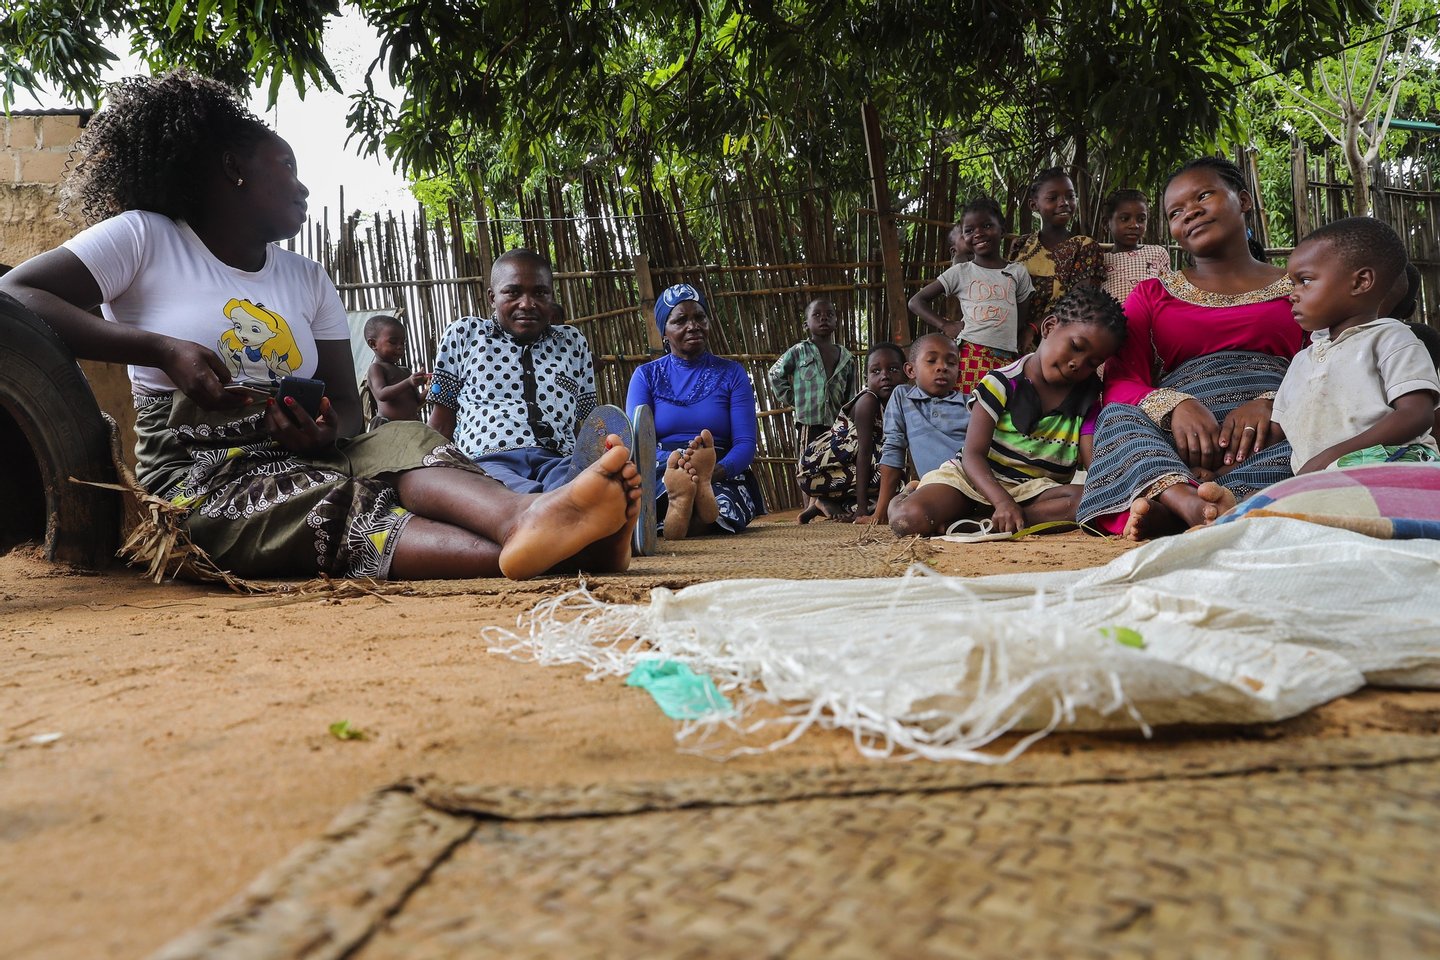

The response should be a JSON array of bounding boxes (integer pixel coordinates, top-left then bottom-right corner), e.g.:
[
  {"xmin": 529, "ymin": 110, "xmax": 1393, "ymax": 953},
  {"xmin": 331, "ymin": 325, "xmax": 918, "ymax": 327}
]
[
  {"xmin": 798, "ymin": 504, "xmax": 821, "ymax": 524},
  {"xmin": 498, "ymin": 438, "xmax": 639, "ymax": 579},
  {"xmin": 686, "ymin": 429, "xmax": 720, "ymax": 525},
  {"xmin": 662, "ymin": 449, "xmax": 697, "ymax": 541},
  {"xmin": 1197, "ymin": 481, "xmax": 1237, "ymax": 525}
]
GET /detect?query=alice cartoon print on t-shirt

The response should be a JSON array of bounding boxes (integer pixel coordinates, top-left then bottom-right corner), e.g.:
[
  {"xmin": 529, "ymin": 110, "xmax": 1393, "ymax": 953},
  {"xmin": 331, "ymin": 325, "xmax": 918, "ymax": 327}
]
[{"xmin": 218, "ymin": 298, "xmax": 300, "ymax": 383}]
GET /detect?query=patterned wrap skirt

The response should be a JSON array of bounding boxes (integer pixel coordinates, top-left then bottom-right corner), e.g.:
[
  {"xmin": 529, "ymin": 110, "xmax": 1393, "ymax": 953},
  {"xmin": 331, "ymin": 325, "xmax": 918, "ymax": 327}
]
[
  {"xmin": 1076, "ymin": 351, "xmax": 1294, "ymax": 526},
  {"xmin": 134, "ymin": 394, "xmax": 485, "ymax": 579},
  {"xmin": 958, "ymin": 341, "xmax": 1018, "ymax": 395},
  {"xmin": 796, "ymin": 407, "xmax": 883, "ymax": 503},
  {"xmin": 649, "ymin": 443, "xmax": 766, "ymax": 535}
]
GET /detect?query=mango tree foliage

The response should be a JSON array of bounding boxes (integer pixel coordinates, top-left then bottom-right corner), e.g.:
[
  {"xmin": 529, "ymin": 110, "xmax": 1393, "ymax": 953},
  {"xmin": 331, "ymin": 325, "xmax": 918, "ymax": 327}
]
[
  {"xmin": 1, "ymin": 0, "xmax": 339, "ymax": 110},
  {"xmin": 4, "ymin": 0, "xmax": 1382, "ymax": 196}
]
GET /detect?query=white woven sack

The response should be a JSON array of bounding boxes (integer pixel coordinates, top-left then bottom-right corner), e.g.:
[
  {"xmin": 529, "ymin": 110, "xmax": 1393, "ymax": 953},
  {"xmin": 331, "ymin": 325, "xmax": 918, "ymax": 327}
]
[{"xmin": 487, "ymin": 518, "xmax": 1439, "ymax": 762}]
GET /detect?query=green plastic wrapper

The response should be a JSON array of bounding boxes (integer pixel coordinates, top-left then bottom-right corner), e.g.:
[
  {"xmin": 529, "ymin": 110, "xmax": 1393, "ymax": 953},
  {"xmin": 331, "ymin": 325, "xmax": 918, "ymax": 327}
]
[{"xmin": 625, "ymin": 659, "xmax": 732, "ymax": 719}]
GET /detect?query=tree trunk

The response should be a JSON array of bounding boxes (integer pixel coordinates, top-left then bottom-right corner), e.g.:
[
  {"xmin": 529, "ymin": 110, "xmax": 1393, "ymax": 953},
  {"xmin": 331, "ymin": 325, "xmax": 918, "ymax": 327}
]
[{"xmin": 1342, "ymin": 113, "xmax": 1370, "ymax": 217}]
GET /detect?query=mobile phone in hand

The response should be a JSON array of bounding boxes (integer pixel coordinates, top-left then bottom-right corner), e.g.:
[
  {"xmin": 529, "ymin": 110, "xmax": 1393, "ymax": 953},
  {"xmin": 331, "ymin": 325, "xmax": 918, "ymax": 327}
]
[
  {"xmin": 276, "ymin": 376, "xmax": 326, "ymax": 419},
  {"xmin": 223, "ymin": 380, "xmax": 277, "ymax": 402}
]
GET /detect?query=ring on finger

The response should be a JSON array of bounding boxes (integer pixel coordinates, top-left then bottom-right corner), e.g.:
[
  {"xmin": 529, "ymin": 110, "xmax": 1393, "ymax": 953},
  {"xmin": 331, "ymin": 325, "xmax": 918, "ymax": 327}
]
[{"xmin": 1242, "ymin": 426, "xmax": 1257, "ymax": 433}]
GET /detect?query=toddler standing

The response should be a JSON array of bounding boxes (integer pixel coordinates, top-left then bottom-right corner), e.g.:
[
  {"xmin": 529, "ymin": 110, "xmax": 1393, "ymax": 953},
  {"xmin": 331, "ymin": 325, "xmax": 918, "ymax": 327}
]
[
  {"xmin": 863, "ymin": 333, "xmax": 970, "ymax": 525},
  {"xmin": 890, "ymin": 287, "xmax": 1128, "ymax": 537},
  {"xmin": 1100, "ymin": 189, "xmax": 1171, "ymax": 304},
  {"xmin": 363, "ymin": 314, "xmax": 429, "ymax": 428},
  {"xmin": 909, "ymin": 198, "xmax": 1034, "ymax": 395}
]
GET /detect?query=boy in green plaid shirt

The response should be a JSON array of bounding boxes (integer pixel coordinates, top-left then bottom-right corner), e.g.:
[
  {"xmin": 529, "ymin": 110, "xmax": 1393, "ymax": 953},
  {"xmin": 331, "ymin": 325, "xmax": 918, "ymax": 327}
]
[{"xmin": 769, "ymin": 298, "xmax": 856, "ymax": 511}]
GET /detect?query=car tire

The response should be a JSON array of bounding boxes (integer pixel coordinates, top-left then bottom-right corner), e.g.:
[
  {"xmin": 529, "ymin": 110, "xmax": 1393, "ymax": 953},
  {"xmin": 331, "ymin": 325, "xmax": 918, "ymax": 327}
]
[{"xmin": 0, "ymin": 291, "xmax": 118, "ymax": 566}]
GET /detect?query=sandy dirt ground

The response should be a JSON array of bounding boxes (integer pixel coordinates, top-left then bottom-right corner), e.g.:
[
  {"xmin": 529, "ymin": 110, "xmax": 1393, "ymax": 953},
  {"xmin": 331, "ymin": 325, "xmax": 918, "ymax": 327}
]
[{"xmin": 0, "ymin": 517, "xmax": 1433, "ymax": 959}]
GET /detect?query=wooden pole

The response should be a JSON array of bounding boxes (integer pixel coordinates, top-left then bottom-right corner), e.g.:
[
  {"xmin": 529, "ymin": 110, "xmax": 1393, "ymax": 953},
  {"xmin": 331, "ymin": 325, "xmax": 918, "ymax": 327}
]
[
  {"xmin": 634, "ymin": 253, "xmax": 661, "ymax": 353},
  {"xmin": 861, "ymin": 101, "xmax": 910, "ymax": 346},
  {"xmin": 1291, "ymin": 139, "xmax": 1311, "ymax": 242}
]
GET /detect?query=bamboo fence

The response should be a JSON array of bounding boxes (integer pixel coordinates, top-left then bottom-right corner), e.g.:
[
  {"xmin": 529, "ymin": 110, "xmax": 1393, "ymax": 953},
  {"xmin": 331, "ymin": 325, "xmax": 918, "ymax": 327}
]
[
  {"xmin": 293, "ymin": 151, "xmax": 1440, "ymax": 512},
  {"xmin": 293, "ymin": 161, "xmax": 984, "ymax": 511},
  {"xmin": 1292, "ymin": 145, "xmax": 1440, "ymax": 326}
]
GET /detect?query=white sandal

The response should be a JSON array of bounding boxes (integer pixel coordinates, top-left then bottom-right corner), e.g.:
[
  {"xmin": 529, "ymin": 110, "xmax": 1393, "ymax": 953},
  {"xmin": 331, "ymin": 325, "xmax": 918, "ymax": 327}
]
[{"xmin": 936, "ymin": 518, "xmax": 1015, "ymax": 543}]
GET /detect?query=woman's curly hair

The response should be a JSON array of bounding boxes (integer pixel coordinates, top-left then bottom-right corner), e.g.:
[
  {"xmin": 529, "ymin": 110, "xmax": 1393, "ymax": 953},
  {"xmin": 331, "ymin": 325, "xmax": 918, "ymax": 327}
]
[{"xmin": 61, "ymin": 70, "xmax": 272, "ymax": 226}]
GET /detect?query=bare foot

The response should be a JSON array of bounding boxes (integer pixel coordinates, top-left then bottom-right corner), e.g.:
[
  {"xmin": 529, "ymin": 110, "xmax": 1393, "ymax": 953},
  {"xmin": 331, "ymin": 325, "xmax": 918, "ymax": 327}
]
[
  {"xmin": 662, "ymin": 449, "xmax": 697, "ymax": 541},
  {"xmin": 1123, "ymin": 497, "xmax": 1182, "ymax": 542},
  {"xmin": 686, "ymin": 429, "xmax": 720, "ymax": 525},
  {"xmin": 498, "ymin": 437, "xmax": 638, "ymax": 579},
  {"xmin": 1197, "ymin": 482, "xmax": 1237, "ymax": 525},
  {"xmin": 568, "ymin": 463, "xmax": 642, "ymax": 572},
  {"xmin": 798, "ymin": 504, "xmax": 821, "ymax": 524}
]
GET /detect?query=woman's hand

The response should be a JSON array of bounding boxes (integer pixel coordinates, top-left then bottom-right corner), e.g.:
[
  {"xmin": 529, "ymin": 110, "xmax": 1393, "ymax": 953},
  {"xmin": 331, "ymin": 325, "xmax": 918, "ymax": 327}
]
[
  {"xmin": 265, "ymin": 395, "xmax": 338, "ymax": 455},
  {"xmin": 1170, "ymin": 398, "xmax": 1223, "ymax": 472},
  {"xmin": 159, "ymin": 338, "xmax": 245, "ymax": 410},
  {"xmin": 853, "ymin": 512, "xmax": 878, "ymax": 525},
  {"xmin": 1217, "ymin": 398, "xmax": 1275, "ymax": 466},
  {"xmin": 941, "ymin": 319, "xmax": 963, "ymax": 342}
]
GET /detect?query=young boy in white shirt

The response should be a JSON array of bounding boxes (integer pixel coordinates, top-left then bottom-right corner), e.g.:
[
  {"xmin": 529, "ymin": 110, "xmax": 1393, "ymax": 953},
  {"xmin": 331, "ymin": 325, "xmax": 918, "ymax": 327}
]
[{"xmin": 1271, "ymin": 217, "xmax": 1440, "ymax": 474}]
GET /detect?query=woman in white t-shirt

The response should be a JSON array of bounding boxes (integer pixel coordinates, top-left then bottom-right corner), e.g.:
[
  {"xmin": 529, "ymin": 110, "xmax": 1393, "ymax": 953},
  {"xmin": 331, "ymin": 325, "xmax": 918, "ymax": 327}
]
[{"xmin": 0, "ymin": 71, "xmax": 638, "ymax": 581}]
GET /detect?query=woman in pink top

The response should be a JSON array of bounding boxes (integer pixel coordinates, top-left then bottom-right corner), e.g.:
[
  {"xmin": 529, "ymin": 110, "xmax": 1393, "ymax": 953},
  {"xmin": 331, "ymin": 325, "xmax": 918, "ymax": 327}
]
[{"xmin": 1076, "ymin": 157, "xmax": 1304, "ymax": 539}]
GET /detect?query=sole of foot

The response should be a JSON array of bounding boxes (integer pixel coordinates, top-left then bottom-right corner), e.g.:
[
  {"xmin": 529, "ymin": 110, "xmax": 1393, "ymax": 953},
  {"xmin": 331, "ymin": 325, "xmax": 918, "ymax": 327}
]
[
  {"xmin": 687, "ymin": 429, "xmax": 720, "ymax": 525},
  {"xmin": 662, "ymin": 448, "xmax": 697, "ymax": 541},
  {"xmin": 499, "ymin": 439, "xmax": 640, "ymax": 579}
]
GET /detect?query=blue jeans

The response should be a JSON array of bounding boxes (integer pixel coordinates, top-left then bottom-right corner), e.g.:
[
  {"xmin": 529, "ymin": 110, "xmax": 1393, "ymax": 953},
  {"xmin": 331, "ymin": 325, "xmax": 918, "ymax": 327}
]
[{"xmin": 473, "ymin": 447, "xmax": 573, "ymax": 493}]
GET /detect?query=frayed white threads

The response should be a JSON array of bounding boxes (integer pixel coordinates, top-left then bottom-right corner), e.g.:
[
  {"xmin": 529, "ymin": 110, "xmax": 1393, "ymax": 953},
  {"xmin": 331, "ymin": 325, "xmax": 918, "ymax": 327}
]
[{"xmin": 484, "ymin": 576, "xmax": 1157, "ymax": 763}]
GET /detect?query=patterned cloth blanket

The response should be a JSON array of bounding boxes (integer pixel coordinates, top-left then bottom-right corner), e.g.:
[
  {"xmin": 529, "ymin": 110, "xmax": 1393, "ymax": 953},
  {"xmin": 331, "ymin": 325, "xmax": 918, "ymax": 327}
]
[{"xmin": 1216, "ymin": 463, "xmax": 1440, "ymax": 540}]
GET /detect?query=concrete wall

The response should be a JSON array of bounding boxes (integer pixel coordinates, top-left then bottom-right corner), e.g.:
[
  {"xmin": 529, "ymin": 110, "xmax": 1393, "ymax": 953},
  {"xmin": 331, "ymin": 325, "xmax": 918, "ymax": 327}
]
[
  {"xmin": 1, "ymin": 113, "xmax": 85, "ymax": 265},
  {"xmin": 2, "ymin": 113, "xmax": 138, "ymax": 471}
]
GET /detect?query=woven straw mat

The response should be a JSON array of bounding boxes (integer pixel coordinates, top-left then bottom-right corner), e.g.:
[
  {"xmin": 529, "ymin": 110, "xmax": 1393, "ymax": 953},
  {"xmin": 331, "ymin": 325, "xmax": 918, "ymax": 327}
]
[{"xmin": 152, "ymin": 712, "xmax": 1440, "ymax": 960}]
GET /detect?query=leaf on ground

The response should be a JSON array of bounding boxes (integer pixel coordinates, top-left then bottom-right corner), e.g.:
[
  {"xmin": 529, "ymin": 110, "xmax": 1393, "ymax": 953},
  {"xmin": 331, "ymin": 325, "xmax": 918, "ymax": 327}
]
[{"xmin": 328, "ymin": 719, "xmax": 368, "ymax": 741}]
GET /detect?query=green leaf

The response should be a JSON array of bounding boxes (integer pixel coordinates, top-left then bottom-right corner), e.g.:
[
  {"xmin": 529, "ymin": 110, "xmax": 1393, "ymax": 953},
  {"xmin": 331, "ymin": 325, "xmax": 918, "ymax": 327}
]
[
  {"xmin": 328, "ymin": 719, "xmax": 368, "ymax": 741},
  {"xmin": 164, "ymin": 0, "xmax": 187, "ymax": 32},
  {"xmin": 1100, "ymin": 626, "xmax": 1146, "ymax": 650}
]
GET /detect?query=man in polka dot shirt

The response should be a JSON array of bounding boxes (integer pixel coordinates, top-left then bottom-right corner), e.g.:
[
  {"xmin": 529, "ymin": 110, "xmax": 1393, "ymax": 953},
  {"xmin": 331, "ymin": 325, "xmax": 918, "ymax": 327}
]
[{"xmin": 428, "ymin": 249, "xmax": 599, "ymax": 492}]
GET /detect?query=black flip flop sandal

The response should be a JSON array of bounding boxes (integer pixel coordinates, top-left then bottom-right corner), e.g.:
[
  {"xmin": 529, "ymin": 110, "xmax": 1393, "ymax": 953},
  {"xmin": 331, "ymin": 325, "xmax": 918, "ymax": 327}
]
[
  {"xmin": 567, "ymin": 404, "xmax": 633, "ymax": 482},
  {"xmin": 630, "ymin": 404, "xmax": 658, "ymax": 557}
]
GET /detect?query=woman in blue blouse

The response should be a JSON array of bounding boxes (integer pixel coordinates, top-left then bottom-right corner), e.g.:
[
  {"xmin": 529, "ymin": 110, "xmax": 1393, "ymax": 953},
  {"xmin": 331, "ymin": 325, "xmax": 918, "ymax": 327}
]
[{"xmin": 626, "ymin": 284, "xmax": 765, "ymax": 539}]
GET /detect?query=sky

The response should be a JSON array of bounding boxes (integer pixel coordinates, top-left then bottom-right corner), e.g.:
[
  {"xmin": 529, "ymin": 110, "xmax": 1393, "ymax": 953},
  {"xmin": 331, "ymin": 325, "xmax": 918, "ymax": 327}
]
[{"xmin": 15, "ymin": 10, "xmax": 414, "ymax": 217}]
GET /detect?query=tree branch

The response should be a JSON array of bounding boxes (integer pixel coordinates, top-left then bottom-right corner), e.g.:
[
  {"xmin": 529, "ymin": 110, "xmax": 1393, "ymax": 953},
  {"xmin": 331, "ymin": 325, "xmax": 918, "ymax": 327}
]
[
  {"xmin": 1279, "ymin": 102, "xmax": 1343, "ymax": 148},
  {"xmin": 1355, "ymin": 0, "xmax": 1401, "ymax": 117},
  {"xmin": 1364, "ymin": 32, "xmax": 1416, "ymax": 164},
  {"xmin": 651, "ymin": 0, "xmax": 704, "ymax": 96},
  {"xmin": 1317, "ymin": 60, "xmax": 1341, "ymax": 105},
  {"xmin": 1270, "ymin": 69, "xmax": 1345, "ymax": 123}
]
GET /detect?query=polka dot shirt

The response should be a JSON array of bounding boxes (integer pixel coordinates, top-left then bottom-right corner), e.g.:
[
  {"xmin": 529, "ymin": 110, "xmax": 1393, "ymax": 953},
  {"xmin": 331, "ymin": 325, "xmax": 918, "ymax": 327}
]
[{"xmin": 430, "ymin": 316, "xmax": 598, "ymax": 458}]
